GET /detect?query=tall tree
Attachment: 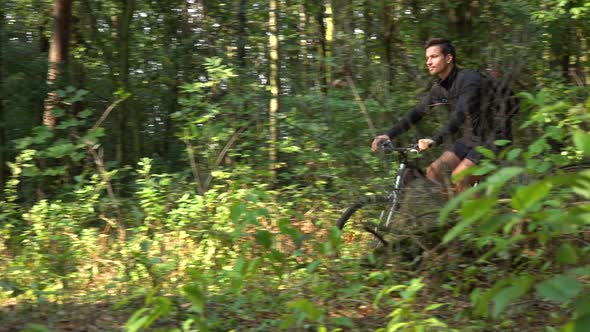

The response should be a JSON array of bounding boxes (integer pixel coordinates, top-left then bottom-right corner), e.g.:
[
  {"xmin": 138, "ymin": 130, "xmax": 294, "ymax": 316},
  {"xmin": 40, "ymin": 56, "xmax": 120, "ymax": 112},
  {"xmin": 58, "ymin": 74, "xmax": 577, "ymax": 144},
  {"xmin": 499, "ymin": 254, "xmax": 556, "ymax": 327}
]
[
  {"xmin": 381, "ymin": 0, "xmax": 396, "ymax": 86},
  {"xmin": 237, "ymin": 0, "xmax": 248, "ymax": 68},
  {"xmin": 115, "ymin": 0, "xmax": 138, "ymax": 165},
  {"xmin": 313, "ymin": 0, "xmax": 328, "ymax": 93},
  {"xmin": 43, "ymin": 0, "xmax": 72, "ymax": 129},
  {"xmin": 269, "ymin": 0, "xmax": 280, "ymax": 182},
  {"xmin": 0, "ymin": 1, "xmax": 5, "ymax": 190}
]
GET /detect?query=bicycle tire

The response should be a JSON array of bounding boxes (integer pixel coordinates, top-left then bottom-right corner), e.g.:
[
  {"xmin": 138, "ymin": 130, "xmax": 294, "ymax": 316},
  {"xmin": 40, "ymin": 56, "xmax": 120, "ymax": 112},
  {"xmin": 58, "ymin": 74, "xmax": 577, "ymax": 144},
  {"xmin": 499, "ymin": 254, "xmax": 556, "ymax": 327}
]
[
  {"xmin": 337, "ymin": 167, "xmax": 415, "ymax": 246},
  {"xmin": 336, "ymin": 195, "xmax": 389, "ymax": 230}
]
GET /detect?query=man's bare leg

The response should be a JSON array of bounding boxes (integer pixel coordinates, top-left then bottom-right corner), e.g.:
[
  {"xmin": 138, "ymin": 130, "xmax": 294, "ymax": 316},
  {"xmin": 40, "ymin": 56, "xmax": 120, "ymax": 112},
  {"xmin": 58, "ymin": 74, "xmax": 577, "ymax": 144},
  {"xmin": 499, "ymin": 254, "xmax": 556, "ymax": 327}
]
[
  {"xmin": 426, "ymin": 151, "xmax": 461, "ymax": 199},
  {"xmin": 451, "ymin": 158, "xmax": 480, "ymax": 193}
]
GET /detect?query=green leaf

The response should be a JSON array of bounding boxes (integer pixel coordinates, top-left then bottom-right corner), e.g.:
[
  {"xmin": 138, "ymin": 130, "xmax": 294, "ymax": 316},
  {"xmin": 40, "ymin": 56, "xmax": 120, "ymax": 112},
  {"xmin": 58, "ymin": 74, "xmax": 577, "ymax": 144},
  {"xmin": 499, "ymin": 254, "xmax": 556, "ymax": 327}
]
[
  {"xmin": 528, "ymin": 138, "xmax": 549, "ymax": 157},
  {"xmin": 22, "ymin": 324, "xmax": 56, "ymax": 332},
  {"xmin": 287, "ymin": 299, "xmax": 323, "ymax": 320},
  {"xmin": 78, "ymin": 109, "xmax": 93, "ymax": 118},
  {"xmin": 230, "ymin": 202, "xmax": 246, "ymax": 222},
  {"xmin": 475, "ymin": 146, "xmax": 495, "ymax": 159},
  {"xmin": 182, "ymin": 319, "xmax": 195, "ymax": 331},
  {"xmin": 491, "ymin": 276, "xmax": 534, "ymax": 318},
  {"xmin": 425, "ymin": 303, "xmax": 447, "ymax": 311},
  {"xmin": 507, "ymin": 148, "xmax": 522, "ymax": 161},
  {"xmin": 42, "ymin": 166, "xmax": 67, "ymax": 176},
  {"xmin": 536, "ymin": 275, "xmax": 583, "ymax": 302},
  {"xmin": 52, "ymin": 107, "xmax": 66, "ymax": 118},
  {"xmin": 31, "ymin": 126, "xmax": 55, "ymax": 144},
  {"xmin": 557, "ymin": 243, "xmax": 579, "ymax": 265},
  {"xmin": 512, "ymin": 181, "xmax": 552, "ymax": 211},
  {"xmin": 443, "ymin": 197, "xmax": 496, "ymax": 243},
  {"xmin": 45, "ymin": 142, "xmax": 77, "ymax": 159},
  {"xmin": 439, "ymin": 185, "xmax": 484, "ymax": 224},
  {"xmin": 125, "ymin": 308, "xmax": 150, "ymax": 332},
  {"xmin": 573, "ymin": 131, "xmax": 590, "ymax": 156},
  {"xmin": 330, "ymin": 316, "xmax": 354, "ymax": 328},
  {"xmin": 16, "ymin": 137, "xmax": 34, "ymax": 149},
  {"xmin": 575, "ymin": 294, "xmax": 590, "ymax": 317},
  {"xmin": 562, "ymin": 313, "xmax": 590, "ymax": 332},
  {"xmin": 459, "ymin": 197, "xmax": 496, "ymax": 220},
  {"xmin": 494, "ymin": 139, "xmax": 512, "ymax": 146},
  {"xmin": 255, "ymin": 230, "xmax": 273, "ymax": 249},
  {"xmin": 69, "ymin": 89, "xmax": 89, "ymax": 103},
  {"xmin": 55, "ymin": 119, "xmax": 83, "ymax": 130},
  {"xmin": 472, "ymin": 163, "xmax": 497, "ymax": 176},
  {"xmin": 485, "ymin": 167, "xmax": 524, "ymax": 193},
  {"xmin": 307, "ymin": 261, "xmax": 320, "ymax": 273},
  {"xmin": 182, "ymin": 284, "xmax": 205, "ymax": 313}
]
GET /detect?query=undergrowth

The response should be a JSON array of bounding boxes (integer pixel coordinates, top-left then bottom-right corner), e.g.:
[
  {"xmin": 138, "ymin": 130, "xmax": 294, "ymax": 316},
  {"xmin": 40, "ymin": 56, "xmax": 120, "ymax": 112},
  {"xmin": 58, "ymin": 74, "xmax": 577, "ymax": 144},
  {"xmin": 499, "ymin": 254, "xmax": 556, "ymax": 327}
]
[{"xmin": 0, "ymin": 86, "xmax": 589, "ymax": 332}]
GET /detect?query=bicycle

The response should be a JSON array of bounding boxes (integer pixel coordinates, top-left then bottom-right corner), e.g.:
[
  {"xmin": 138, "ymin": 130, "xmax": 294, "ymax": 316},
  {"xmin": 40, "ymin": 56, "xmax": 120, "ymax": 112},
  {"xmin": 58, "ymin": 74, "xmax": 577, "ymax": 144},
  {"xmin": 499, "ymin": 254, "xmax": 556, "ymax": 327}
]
[{"xmin": 336, "ymin": 142, "xmax": 443, "ymax": 257}]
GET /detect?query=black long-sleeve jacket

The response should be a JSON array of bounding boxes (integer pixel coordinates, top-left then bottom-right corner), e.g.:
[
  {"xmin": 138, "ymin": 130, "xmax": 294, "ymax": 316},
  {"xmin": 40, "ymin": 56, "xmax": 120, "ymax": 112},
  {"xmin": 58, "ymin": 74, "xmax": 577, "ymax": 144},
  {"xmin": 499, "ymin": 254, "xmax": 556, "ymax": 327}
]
[{"xmin": 385, "ymin": 66, "xmax": 491, "ymax": 147}]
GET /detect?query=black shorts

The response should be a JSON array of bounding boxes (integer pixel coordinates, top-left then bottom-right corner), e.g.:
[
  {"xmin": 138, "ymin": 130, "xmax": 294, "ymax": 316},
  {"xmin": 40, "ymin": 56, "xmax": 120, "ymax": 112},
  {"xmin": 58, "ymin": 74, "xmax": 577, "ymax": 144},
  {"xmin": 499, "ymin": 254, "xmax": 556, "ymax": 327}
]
[{"xmin": 448, "ymin": 138, "xmax": 481, "ymax": 164}]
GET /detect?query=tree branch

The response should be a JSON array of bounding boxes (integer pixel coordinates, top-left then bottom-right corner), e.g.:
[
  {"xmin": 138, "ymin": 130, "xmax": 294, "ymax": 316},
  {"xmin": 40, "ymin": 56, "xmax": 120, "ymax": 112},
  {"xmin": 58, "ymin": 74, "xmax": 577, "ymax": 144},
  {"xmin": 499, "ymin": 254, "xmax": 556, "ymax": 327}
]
[{"xmin": 345, "ymin": 74, "xmax": 376, "ymax": 136}]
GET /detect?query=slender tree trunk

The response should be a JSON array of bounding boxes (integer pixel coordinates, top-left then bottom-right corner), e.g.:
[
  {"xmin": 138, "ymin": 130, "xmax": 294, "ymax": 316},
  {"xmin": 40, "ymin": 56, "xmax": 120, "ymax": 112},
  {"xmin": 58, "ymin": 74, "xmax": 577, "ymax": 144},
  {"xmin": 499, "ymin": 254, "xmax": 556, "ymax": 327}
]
[
  {"xmin": 0, "ymin": 3, "xmax": 5, "ymax": 190},
  {"xmin": 447, "ymin": 0, "xmax": 475, "ymax": 59},
  {"xmin": 325, "ymin": 0, "xmax": 333, "ymax": 85},
  {"xmin": 315, "ymin": 0, "xmax": 327, "ymax": 93},
  {"xmin": 43, "ymin": 0, "xmax": 72, "ymax": 129},
  {"xmin": 237, "ymin": 0, "xmax": 248, "ymax": 68},
  {"xmin": 0, "ymin": 36, "xmax": 8, "ymax": 191},
  {"xmin": 381, "ymin": 0, "xmax": 395, "ymax": 87},
  {"xmin": 115, "ymin": 0, "xmax": 137, "ymax": 166},
  {"xmin": 362, "ymin": 0, "xmax": 373, "ymax": 82},
  {"xmin": 299, "ymin": 1, "xmax": 309, "ymax": 88},
  {"xmin": 269, "ymin": 0, "xmax": 280, "ymax": 182},
  {"xmin": 0, "ymin": 98, "xmax": 4, "ymax": 192}
]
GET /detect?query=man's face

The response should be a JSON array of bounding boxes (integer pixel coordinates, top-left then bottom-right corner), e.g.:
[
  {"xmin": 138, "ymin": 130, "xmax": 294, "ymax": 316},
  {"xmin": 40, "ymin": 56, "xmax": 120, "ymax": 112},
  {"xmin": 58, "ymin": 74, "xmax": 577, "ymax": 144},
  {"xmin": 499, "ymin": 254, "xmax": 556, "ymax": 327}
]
[{"xmin": 426, "ymin": 45, "xmax": 453, "ymax": 78}]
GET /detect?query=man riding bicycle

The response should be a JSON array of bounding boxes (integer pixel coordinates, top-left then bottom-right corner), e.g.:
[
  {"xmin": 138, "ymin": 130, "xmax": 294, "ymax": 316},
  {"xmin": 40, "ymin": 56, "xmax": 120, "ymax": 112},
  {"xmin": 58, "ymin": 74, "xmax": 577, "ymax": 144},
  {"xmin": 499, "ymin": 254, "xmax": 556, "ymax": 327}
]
[{"xmin": 372, "ymin": 38, "xmax": 499, "ymax": 194}]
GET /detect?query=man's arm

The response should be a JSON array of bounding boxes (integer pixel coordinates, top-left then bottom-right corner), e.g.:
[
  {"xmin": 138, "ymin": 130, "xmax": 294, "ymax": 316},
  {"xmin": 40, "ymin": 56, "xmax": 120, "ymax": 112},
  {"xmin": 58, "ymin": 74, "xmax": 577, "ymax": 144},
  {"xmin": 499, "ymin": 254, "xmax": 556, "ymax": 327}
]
[
  {"xmin": 371, "ymin": 96, "xmax": 431, "ymax": 152},
  {"xmin": 384, "ymin": 96, "xmax": 431, "ymax": 139}
]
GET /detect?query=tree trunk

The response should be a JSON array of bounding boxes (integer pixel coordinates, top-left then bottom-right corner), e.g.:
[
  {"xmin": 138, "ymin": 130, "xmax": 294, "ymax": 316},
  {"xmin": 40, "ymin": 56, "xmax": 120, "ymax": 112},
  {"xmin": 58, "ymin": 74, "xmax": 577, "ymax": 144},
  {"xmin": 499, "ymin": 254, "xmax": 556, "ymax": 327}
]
[
  {"xmin": 381, "ymin": 0, "xmax": 395, "ymax": 87},
  {"xmin": 0, "ymin": 4, "xmax": 5, "ymax": 190},
  {"xmin": 0, "ymin": 37, "xmax": 8, "ymax": 191},
  {"xmin": 115, "ymin": 0, "xmax": 137, "ymax": 166},
  {"xmin": 315, "ymin": 0, "xmax": 327, "ymax": 93},
  {"xmin": 0, "ymin": 97, "xmax": 4, "ymax": 192},
  {"xmin": 237, "ymin": 0, "xmax": 248, "ymax": 68},
  {"xmin": 43, "ymin": 0, "xmax": 72, "ymax": 129},
  {"xmin": 269, "ymin": 0, "xmax": 280, "ymax": 183},
  {"xmin": 299, "ymin": 1, "xmax": 309, "ymax": 88},
  {"xmin": 325, "ymin": 0, "xmax": 333, "ymax": 86},
  {"xmin": 447, "ymin": 0, "xmax": 475, "ymax": 60}
]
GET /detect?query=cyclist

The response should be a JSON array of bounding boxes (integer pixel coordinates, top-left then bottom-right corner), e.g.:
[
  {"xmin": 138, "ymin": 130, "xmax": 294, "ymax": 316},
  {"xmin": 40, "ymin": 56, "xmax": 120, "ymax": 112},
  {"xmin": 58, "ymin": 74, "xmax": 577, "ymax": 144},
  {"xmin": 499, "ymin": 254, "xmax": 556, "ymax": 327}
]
[{"xmin": 371, "ymin": 38, "xmax": 495, "ymax": 194}]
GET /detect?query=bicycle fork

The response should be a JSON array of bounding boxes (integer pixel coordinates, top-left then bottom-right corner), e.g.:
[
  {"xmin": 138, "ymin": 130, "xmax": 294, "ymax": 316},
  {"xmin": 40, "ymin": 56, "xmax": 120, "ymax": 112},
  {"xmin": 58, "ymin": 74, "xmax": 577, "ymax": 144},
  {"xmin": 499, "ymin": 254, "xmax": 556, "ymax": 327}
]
[{"xmin": 373, "ymin": 162, "xmax": 407, "ymax": 237}]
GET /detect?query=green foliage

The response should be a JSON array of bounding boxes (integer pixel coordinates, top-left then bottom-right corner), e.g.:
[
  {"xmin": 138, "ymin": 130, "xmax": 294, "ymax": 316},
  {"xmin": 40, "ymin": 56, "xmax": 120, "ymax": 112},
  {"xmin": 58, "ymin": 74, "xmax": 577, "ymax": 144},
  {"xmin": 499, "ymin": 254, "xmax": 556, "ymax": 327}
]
[
  {"xmin": 2, "ymin": 1, "xmax": 590, "ymax": 330},
  {"xmin": 438, "ymin": 92, "xmax": 590, "ymax": 329},
  {"xmin": 375, "ymin": 278, "xmax": 454, "ymax": 332}
]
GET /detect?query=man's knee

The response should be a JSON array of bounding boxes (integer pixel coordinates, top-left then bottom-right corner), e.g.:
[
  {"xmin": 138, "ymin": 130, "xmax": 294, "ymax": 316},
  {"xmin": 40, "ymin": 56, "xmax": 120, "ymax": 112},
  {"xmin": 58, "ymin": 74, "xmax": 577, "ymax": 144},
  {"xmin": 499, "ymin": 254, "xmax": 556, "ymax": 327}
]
[
  {"xmin": 426, "ymin": 163, "xmax": 440, "ymax": 180},
  {"xmin": 452, "ymin": 159, "xmax": 476, "ymax": 185},
  {"xmin": 450, "ymin": 167, "xmax": 464, "ymax": 181}
]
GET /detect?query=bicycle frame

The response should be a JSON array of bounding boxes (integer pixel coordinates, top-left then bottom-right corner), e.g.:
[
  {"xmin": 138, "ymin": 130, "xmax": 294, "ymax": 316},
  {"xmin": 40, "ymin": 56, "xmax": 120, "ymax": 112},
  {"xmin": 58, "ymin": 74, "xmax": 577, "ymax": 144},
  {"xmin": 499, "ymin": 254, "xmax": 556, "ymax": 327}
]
[
  {"xmin": 336, "ymin": 143, "xmax": 423, "ymax": 243},
  {"xmin": 375, "ymin": 144, "xmax": 421, "ymax": 233},
  {"xmin": 381, "ymin": 162, "xmax": 407, "ymax": 229}
]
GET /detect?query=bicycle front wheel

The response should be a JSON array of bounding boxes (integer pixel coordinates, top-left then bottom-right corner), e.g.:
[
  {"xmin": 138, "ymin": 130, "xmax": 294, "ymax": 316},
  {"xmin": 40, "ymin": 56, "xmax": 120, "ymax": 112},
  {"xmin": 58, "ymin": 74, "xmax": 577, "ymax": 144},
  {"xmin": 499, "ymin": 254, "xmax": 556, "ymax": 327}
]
[{"xmin": 337, "ymin": 167, "xmax": 413, "ymax": 248}]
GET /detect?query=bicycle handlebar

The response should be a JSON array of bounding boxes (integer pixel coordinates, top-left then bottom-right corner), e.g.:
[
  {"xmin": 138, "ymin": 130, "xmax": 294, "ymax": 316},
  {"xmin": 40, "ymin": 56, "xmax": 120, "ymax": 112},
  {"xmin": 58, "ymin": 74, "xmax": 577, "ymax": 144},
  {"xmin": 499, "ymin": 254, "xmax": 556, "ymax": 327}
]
[{"xmin": 380, "ymin": 141, "xmax": 420, "ymax": 154}]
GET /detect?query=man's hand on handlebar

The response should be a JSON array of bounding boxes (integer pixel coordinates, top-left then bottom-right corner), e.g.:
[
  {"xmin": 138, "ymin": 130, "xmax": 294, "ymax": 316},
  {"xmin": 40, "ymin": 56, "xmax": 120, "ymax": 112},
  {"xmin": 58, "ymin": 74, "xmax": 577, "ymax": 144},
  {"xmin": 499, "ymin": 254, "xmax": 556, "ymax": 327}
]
[
  {"xmin": 371, "ymin": 135, "xmax": 391, "ymax": 152},
  {"xmin": 417, "ymin": 138, "xmax": 435, "ymax": 151}
]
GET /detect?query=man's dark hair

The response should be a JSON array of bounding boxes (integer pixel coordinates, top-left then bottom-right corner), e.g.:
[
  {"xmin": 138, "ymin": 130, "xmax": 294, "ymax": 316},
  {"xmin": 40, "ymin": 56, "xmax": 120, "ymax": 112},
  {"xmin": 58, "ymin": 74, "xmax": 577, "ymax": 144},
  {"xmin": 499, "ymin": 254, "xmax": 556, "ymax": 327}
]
[{"xmin": 425, "ymin": 38, "xmax": 456, "ymax": 63}]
